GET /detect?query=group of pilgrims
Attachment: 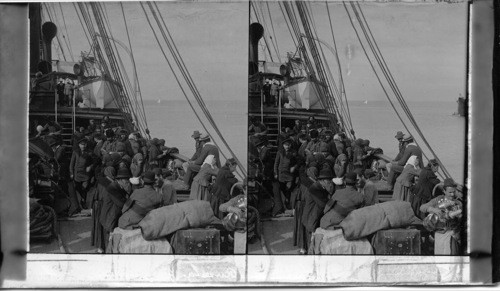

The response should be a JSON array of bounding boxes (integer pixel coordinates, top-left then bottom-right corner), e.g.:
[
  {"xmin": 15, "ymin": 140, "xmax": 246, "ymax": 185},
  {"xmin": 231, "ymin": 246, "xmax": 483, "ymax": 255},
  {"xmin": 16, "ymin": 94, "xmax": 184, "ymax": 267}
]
[
  {"xmin": 249, "ymin": 116, "xmax": 463, "ymax": 255},
  {"xmin": 30, "ymin": 117, "xmax": 242, "ymax": 253}
]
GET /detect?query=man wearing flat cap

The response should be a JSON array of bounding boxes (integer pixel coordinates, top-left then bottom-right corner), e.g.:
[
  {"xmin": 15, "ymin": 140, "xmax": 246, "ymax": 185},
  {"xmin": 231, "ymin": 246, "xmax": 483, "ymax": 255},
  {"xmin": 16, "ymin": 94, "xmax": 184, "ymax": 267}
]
[
  {"xmin": 420, "ymin": 177, "xmax": 462, "ymax": 255},
  {"xmin": 183, "ymin": 133, "xmax": 220, "ymax": 189},
  {"xmin": 320, "ymin": 172, "xmax": 365, "ymax": 230},
  {"xmin": 118, "ymin": 171, "xmax": 164, "ymax": 229},
  {"xmin": 386, "ymin": 134, "xmax": 423, "ymax": 189}
]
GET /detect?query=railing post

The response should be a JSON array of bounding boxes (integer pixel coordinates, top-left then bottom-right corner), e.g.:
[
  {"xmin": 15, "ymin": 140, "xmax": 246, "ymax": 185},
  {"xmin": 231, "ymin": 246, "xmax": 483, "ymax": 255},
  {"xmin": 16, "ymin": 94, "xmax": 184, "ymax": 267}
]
[{"xmin": 54, "ymin": 82, "xmax": 58, "ymax": 123}]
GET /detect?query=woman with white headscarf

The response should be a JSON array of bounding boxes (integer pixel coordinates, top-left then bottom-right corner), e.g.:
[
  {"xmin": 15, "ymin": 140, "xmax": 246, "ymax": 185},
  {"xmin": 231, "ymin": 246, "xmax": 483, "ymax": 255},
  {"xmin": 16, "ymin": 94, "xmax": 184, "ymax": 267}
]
[
  {"xmin": 392, "ymin": 155, "xmax": 421, "ymax": 202},
  {"xmin": 189, "ymin": 154, "xmax": 219, "ymax": 201}
]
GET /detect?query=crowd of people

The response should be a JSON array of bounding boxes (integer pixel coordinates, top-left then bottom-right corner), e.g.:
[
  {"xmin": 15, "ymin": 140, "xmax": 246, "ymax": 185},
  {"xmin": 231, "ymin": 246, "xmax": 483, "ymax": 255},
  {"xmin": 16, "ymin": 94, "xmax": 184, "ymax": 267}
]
[
  {"xmin": 30, "ymin": 117, "xmax": 243, "ymax": 253},
  {"xmin": 249, "ymin": 117, "xmax": 463, "ymax": 255}
]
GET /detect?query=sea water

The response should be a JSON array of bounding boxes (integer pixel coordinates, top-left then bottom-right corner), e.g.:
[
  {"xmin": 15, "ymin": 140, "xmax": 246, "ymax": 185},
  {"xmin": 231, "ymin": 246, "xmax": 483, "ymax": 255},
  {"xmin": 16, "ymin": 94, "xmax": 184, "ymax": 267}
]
[
  {"xmin": 145, "ymin": 99, "xmax": 466, "ymax": 184},
  {"xmin": 348, "ymin": 100, "xmax": 466, "ymax": 184},
  {"xmin": 144, "ymin": 99, "xmax": 248, "ymax": 170}
]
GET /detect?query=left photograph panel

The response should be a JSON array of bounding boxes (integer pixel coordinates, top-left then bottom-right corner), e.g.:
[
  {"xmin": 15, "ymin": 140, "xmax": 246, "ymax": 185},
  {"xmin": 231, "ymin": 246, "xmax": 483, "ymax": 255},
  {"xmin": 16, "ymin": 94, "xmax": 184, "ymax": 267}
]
[{"xmin": 28, "ymin": 2, "xmax": 248, "ymax": 255}]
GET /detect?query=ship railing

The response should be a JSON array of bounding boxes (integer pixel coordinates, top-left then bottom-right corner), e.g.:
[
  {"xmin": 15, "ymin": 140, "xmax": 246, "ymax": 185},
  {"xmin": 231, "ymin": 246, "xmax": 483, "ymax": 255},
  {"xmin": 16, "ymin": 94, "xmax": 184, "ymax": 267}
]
[{"xmin": 373, "ymin": 152, "xmax": 464, "ymax": 195}]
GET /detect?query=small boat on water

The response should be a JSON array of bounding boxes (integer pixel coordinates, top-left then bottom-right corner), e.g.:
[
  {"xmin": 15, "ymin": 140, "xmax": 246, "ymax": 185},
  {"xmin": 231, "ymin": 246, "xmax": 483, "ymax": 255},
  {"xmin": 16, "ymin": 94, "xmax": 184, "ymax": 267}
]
[{"xmin": 247, "ymin": 1, "xmax": 466, "ymax": 256}]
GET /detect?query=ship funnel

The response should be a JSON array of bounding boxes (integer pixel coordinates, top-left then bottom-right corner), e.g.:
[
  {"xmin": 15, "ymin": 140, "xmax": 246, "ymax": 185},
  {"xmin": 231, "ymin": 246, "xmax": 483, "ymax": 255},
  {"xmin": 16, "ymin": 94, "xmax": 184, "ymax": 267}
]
[
  {"xmin": 41, "ymin": 22, "xmax": 57, "ymax": 68},
  {"xmin": 249, "ymin": 22, "xmax": 263, "ymax": 75}
]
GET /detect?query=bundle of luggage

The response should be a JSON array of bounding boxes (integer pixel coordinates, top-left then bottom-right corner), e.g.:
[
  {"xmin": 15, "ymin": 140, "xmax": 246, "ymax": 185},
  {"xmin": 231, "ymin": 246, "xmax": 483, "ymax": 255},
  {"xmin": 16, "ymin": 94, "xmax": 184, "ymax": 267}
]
[
  {"xmin": 108, "ymin": 200, "xmax": 236, "ymax": 254},
  {"xmin": 312, "ymin": 201, "xmax": 434, "ymax": 255},
  {"xmin": 30, "ymin": 198, "xmax": 57, "ymax": 241}
]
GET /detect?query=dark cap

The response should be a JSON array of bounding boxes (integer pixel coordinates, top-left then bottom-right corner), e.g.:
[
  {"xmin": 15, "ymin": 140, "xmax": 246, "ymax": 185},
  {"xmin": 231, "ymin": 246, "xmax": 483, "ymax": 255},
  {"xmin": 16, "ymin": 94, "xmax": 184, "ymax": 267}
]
[
  {"xmin": 443, "ymin": 178, "xmax": 456, "ymax": 189},
  {"xmin": 317, "ymin": 168, "xmax": 334, "ymax": 180},
  {"xmin": 344, "ymin": 172, "xmax": 358, "ymax": 185},
  {"xmin": 77, "ymin": 138, "xmax": 88, "ymax": 145},
  {"xmin": 395, "ymin": 131, "xmax": 404, "ymax": 139},
  {"xmin": 142, "ymin": 171, "xmax": 156, "ymax": 184},
  {"xmin": 191, "ymin": 130, "xmax": 201, "ymax": 139},
  {"xmin": 116, "ymin": 168, "xmax": 131, "ymax": 179}
]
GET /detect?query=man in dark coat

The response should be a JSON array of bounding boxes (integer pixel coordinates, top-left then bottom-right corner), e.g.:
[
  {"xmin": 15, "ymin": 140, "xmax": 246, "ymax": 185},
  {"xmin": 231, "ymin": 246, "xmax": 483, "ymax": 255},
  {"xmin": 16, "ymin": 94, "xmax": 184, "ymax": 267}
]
[
  {"xmin": 118, "ymin": 171, "xmax": 163, "ymax": 229},
  {"xmin": 255, "ymin": 136, "xmax": 274, "ymax": 195},
  {"xmin": 100, "ymin": 168, "xmax": 131, "ymax": 247},
  {"xmin": 411, "ymin": 159, "xmax": 441, "ymax": 218},
  {"xmin": 210, "ymin": 158, "xmax": 239, "ymax": 218},
  {"xmin": 183, "ymin": 134, "xmax": 220, "ymax": 189},
  {"xmin": 320, "ymin": 172, "xmax": 364, "ymax": 230},
  {"xmin": 301, "ymin": 168, "xmax": 334, "ymax": 253},
  {"xmin": 386, "ymin": 134, "xmax": 423, "ymax": 189},
  {"xmin": 323, "ymin": 129, "xmax": 339, "ymax": 162},
  {"xmin": 273, "ymin": 138, "xmax": 298, "ymax": 214},
  {"xmin": 69, "ymin": 138, "xmax": 94, "ymax": 210}
]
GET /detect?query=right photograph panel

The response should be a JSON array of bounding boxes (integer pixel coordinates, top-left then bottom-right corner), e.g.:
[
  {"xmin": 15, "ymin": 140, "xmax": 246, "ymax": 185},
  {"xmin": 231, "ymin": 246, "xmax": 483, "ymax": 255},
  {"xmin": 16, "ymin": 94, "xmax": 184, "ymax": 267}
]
[{"xmin": 247, "ymin": 1, "xmax": 467, "ymax": 256}]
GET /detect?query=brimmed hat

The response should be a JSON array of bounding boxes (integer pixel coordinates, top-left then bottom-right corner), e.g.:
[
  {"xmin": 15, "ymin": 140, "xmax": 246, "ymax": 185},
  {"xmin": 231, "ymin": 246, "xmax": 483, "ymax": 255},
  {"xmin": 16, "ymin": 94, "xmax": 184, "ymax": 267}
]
[
  {"xmin": 310, "ymin": 129, "xmax": 319, "ymax": 138},
  {"xmin": 142, "ymin": 171, "xmax": 156, "ymax": 184},
  {"xmin": 77, "ymin": 138, "xmax": 88, "ymax": 145},
  {"xmin": 116, "ymin": 168, "xmax": 131, "ymax": 179},
  {"xmin": 395, "ymin": 131, "xmax": 404, "ymax": 140},
  {"xmin": 344, "ymin": 172, "xmax": 358, "ymax": 185},
  {"xmin": 402, "ymin": 134, "xmax": 413, "ymax": 142},
  {"xmin": 254, "ymin": 136, "xmax": 267, "ymax": 147},
  {"xmin": 191, "ymin": 130, "xmax": 201, "ymax": 139},
  {"xmin": 105, "ymin": 128, "xmax": 115, "ymax": 138},
  {"xmin": 323, "ymin": 129, "xmax": 333, "ymax": 136},
  {"xmin": 443, "ymin": 178, "xmax": 456, "ymax": 188},
  {"xmin": 428, "ymin": 159, "xmax": 439, "ymax": 167},
  {"xmin": 354, "ymin": 138, "xmax": 364, "ymax": 146},
  {"xmin": 199, "ymin": 133, "xmax": 210, "ymax": 141},
  {"xmin": 317, "ymin": 168, "xmax": 334, "ymax": 180},
  {"xmin": 282, "ymin": 137, "xmax": 293, "ymax": 145},
  {"xmin": 362, "ymin": 139, "xmax": 370, "ymax": 146},
  {"xmin": 47, "ymin": 138, "xmax": 58, "ymax": 147},
  {"xmin": 117, "ymin": 128, "xmax": 128, "ymax": 135}
]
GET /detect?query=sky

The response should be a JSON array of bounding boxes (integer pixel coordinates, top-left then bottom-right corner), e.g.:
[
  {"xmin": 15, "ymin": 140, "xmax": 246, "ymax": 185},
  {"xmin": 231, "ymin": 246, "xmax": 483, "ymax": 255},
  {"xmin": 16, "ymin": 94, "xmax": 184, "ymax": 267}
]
[
  {"xmin": 251, "ymin": 1, "xmax": 468, "ymax": 102},
  {"xmin": 45, "ymin": 2, "xmax": 468, "ymax": 104},
  {"xmin": 46, "ymin": 2, "xmax": 248, "ymax": 102}
]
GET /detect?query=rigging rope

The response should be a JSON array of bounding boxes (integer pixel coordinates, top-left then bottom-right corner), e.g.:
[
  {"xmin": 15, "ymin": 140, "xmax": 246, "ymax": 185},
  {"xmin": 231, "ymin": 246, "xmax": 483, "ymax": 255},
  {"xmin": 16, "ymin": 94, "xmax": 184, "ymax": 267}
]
[
  {"xmin": 43, "ymin": 3, "xmax": 67, "ymax": 62},
  {"xmin": 119, "ymin": 3, "xmax": 149, "ymax": 132},
  {"xmin": 266, "ymin": 2, "xmax": 282, "ymax": 63},
  {"xmin": 150, "ymin": 1, "xmax": 246, "ymax": 178},
  {"xmin": 326, "ymin": 2, "xmax": 354, "ymax": 134},
  {"xmin": 344, "ymin": 2, "xmax": 450, "ymax": 180},
  {"xmin": 58, "ymin": 3, "xmax": 75, "ymax": 61},
  {"xmin": 139, "ymin": 2, "xmax": 246, "ymax": 179},
  {"xmin": 351, "ymin": 2, "xmax": 451, "ymax": 179}
]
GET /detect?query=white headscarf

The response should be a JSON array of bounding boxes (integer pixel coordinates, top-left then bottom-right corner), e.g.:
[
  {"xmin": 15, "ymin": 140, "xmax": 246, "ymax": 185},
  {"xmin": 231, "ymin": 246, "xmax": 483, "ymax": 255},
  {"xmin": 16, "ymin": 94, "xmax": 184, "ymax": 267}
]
[
  {"xmin": 405, "ymin": 155, "xmax": 419, "ymax": 169},
  {"xmin": 203, "ymin": 154, "xmax": 216, "ymax": 169}
]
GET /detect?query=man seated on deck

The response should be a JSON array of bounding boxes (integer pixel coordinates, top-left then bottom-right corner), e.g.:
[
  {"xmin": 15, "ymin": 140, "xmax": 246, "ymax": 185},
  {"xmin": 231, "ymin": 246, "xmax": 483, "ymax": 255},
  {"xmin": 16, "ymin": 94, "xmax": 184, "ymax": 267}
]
[
  {"xmin": 320, "ymin": 172, "xmax": 364, "ymax": 230},
  {"xmin": 181, "ymin": 134, "xmax": 220, "ymax": 190},
  {"xmin": 420, "ymin": 178, "xmax": 462, "ymax": 255},
  {"xmin": 118, "ymin": 171, "xmax": 167, "ymax": 230},
  {"xmin": 181, "ymin": 130, "xmax": 203, "ymax": 175},
  {"xmin": 386, "ymin": 134, "xmax": 423, "ymax": 190}
]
